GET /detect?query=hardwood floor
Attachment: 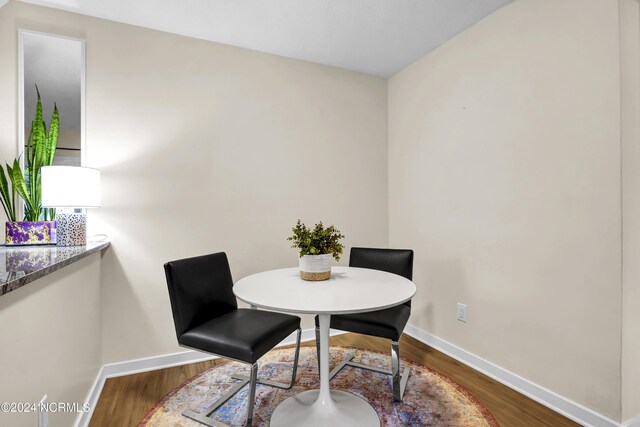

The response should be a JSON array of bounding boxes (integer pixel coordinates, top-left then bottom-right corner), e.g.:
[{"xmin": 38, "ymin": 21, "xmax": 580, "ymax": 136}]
[{"xmin": 89, "ymin": 333, "xmax": 580, "ymax": 427}]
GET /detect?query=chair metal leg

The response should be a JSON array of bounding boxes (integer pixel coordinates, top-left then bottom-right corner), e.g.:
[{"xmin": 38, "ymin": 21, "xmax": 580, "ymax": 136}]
[
  {"xmin": 231, "ymin": 328, "xmax": 302, "ymax": 390},
  {"xmin": 290, "ymin": 327, "xmax": 302, "ymax": 386},
  {"xmin": 182, "ymin": 375, "xmax": 250, "ymax": 427},
  {"xmin": 246, "ymin": 363, "xmax": 258, "ymax": 426},
  {"xmin": 327, "ymin": 339, "xmax": 411, "ymax": 402},
  {"xmin": 183, "ymin": 328, "xmax": 303, "ymax": 426},
  {"xmin": 315, "ymin": 326, "xmax": 321, "ymax": 374},
  {"xmin": 391, "ymin": 340, "xmax": 410, "ymax": 402}
]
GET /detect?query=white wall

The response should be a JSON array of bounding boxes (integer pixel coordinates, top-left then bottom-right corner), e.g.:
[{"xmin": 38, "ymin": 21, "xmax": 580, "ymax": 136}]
[
  {"xmin": 0, "ymin": 254, "xmax": 102, "ymax": 427},
  {"xmin": 388, "ymin": 0, "xmax": 623, "ymax": 420},
  {"xmin": 4, "ymin": 1, "xmax": 389, "ymax": 364}
]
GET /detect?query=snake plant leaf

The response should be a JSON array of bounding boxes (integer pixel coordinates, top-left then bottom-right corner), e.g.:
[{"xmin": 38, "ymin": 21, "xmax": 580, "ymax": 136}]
[
  {"xmin": 0, "ymin": 165, "xmax": 10, "ymax": 205},
  {"xmin": 5, "ymin": 163, "xmax": 16, "ymax": 209},
  {"xmin": 31, "ymin": 86, "xmax": 45, "ymax": 167},
  {"xmin": 45, "ymin": 207, "xmax": 55, "ymax": 222},
  {"xmin": 26, "ymin": 125, "xmax": 34, "ymax": 168},
  {"xmin": 0, "ymin": 165, "xmax": 15, "ymax": 222},
  {"xmin": 10, "ymin": 158, "xmax": 34, "ymax": 216},
  {"xmin": 34, "ymin": 167, "xmax": 42, "ymax": 218},
  {"xmin": 31, "ymin": 88, "xmax": 47, "ymax": 183},
  {"xmin": 6, "ymin": 163, "xmax": 13, "ymax": 186},
  {"xmin": 6, "ymin": 164, "xmax": 16, "ymax": 220},
  {"xmin": 34, "ymin": 85, "xmax": 43, "ymax": 130},
  {"xmin": 33, "ymin": 121, "xmax": 47, "ymax": 171},
  {"xmin": 24, "ymin": 166, "xmax": 35, "ymax": 220},
  {"xmin": 47, "ymin": 104, "xmax": 59, "ymax": 165}
]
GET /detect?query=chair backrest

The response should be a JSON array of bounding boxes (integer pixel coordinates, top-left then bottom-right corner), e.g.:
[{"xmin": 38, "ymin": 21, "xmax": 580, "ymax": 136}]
[
  {"xmin": 164, "ymin": 252, "xmax": 238, "ymax": 339},
  {"xmin": 349, "ymin": 247, "xmax": 414, "ymax": 306}
]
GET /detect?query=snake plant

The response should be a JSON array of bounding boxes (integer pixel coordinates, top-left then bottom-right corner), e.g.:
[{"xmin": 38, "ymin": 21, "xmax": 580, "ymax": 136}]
[{"xmin": 0, "ymin": 86, "xmax": 58, "ymax": 222}]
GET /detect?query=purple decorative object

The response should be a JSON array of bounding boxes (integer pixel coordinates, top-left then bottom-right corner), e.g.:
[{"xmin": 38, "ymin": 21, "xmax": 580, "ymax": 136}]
[{"xmin": 5, "ymin": 221, "xmax": 56, "ymax": 245}]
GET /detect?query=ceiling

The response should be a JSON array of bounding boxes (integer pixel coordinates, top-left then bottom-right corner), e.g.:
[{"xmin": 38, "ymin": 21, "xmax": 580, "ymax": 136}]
[{"xmin": 15, "ymin": 0, "xmax": 511, "ymax": 77}]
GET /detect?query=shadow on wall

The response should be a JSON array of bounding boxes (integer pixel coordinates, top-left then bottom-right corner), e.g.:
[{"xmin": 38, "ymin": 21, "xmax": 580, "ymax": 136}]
[
  {"xmin": 412, "ymin": 256, "xmax": 468, "ymax": 333},
  {"xmin": 100, "ymin": 244, "xmax": 168, "ymax": 364}
]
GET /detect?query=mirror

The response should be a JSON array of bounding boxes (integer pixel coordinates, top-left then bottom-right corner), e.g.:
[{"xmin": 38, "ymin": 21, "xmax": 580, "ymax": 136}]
[{"xmin": 19, "ymin": 30, "xmax": 85, "ymax": 168}]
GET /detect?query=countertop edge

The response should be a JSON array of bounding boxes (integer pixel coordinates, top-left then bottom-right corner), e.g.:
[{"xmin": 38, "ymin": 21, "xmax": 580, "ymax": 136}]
[{"xmin": 0, "ymin": 241, "xmax": 110, "ymax": 297}]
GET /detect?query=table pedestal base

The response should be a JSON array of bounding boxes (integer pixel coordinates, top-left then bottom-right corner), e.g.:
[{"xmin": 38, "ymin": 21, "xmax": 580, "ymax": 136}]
[{"xmin": 270, "ymin": 390, "xmax": 379, "ymax": 427}]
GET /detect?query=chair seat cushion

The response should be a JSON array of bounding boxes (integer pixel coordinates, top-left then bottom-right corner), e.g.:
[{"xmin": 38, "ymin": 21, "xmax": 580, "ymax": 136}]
[
  {"xmin": 316, "ymin": 304, "xmax": 410, "ymax": 341},
  {"xmin": 180, "ymin": 309, "xmax": 300, "ymax": 364}
]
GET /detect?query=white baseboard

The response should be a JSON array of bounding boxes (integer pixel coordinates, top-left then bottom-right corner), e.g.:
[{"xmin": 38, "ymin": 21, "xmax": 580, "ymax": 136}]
[
  {"xmin": 404, "ymin": 324, "xmax": 621, "ymax": 427},
  {"xmin": 76, "ymin": 323, "xmax": 633, "ymax": 427},
  {"xmin": 75, "ymin": 327, "xmax": 343, "ymax": 427},
  {"xmin": 624, "ymin": 416, "xmax": 640, "ymax": 427}
]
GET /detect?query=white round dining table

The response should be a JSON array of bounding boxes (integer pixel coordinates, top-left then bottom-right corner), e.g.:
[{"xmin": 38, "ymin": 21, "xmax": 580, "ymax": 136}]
[{"xmin": 233, "ymin": 266, "xmax": 416, "ymax": 427}]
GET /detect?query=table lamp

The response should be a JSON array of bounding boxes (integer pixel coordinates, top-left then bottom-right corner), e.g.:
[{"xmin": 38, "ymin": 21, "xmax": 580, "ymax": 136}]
[{"xmin": 41, "ymin": 166, "xmax": 101, "ymax": 246}]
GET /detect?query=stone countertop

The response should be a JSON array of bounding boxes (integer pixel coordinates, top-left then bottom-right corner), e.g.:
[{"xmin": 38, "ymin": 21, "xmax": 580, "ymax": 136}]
[{"xmin": 0, "ymin": 241, "xmax": 110, "ymax": 297}]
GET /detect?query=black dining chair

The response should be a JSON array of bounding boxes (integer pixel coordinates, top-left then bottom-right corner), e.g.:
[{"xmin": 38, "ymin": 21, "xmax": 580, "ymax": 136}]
[
  {"xmin": 315, "ymin": 247, "xmax": 414, "ymax": 402},
  {"xmin": 164, "ymin": 252, "xmax": 302, "ymax": 427}
]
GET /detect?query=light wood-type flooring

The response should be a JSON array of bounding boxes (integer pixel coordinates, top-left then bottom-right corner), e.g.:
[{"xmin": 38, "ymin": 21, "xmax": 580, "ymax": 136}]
[{"xmin": 89, "ymin": 333, "xmax": 580, "ymax": 427}]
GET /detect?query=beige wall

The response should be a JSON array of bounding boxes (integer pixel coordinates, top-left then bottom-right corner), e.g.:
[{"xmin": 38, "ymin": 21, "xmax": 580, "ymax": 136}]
[
  {"xmin": 621, "ymin": 0, "xmax": 640, "ymax": 422},
  {"xmin": 389, "ymin": 0, "xmax": 623, "ymax": 420},
  {"xmin": 3, "ymin": 2, "xmax": 389, "ymax": 364},
  {"xmin": 0, "ymin": 253, "xmax": 102, "ymax": 427}
]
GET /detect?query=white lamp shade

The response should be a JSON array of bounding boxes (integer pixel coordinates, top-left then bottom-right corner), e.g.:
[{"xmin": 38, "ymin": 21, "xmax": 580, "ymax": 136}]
[{"xmin": 41, "ymin": 166, "xmax": 101, "ymax": 208}]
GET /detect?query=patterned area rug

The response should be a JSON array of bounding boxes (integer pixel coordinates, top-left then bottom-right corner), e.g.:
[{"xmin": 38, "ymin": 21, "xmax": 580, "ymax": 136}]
[{"xmin": 139, "ymin": 346, "xmax": 499, "ymax": 426}]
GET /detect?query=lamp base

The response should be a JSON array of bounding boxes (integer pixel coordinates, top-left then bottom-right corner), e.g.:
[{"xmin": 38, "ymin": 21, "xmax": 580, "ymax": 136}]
[{"xmin": 56, "ymin": 212, "xmax": 86, "ymax": 246}]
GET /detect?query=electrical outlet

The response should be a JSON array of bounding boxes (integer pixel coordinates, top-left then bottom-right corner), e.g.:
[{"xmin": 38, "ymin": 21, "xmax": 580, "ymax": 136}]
[
  {"xmin": 457, "ymin": 303, "xmax": 467, "ymax": 322},
  {"xmin": 38, "ymin": 395, "xmax": 48, "ymax": 427}
]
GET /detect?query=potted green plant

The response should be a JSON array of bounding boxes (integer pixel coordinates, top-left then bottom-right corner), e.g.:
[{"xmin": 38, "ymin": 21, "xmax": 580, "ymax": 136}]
[
  {"xmin": 287, "ymin": 219, "xmax": 345, "ymax": 281},
  {"xmin": 0, "ymin": 86, "xmax": 58, "ymax": 245}
]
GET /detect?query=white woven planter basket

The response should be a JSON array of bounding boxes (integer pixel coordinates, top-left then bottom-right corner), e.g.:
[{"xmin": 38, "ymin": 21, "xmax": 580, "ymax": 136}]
[{"xmin": 299, "ymin": 254, "xmax": 332, "ymax": 281}]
